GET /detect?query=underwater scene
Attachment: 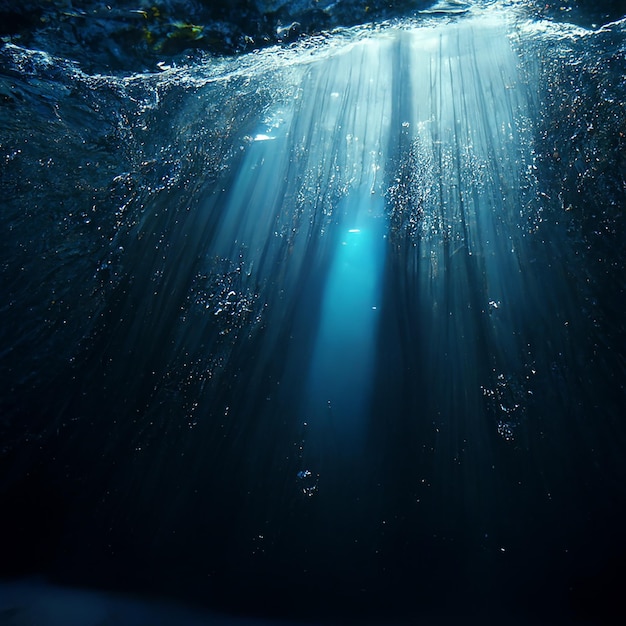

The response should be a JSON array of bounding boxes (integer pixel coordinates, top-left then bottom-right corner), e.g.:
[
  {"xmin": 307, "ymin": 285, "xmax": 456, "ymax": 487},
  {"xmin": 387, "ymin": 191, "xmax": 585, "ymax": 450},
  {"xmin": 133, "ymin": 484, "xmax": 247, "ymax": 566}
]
[{"xmin": 1, "ymin": 1, "xmax": 625, "ymax": 624}]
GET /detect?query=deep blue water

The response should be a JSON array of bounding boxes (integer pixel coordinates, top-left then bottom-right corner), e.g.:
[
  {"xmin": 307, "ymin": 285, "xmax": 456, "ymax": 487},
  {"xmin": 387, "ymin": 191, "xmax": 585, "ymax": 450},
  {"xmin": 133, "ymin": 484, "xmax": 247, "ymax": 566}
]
[{"xmin": 1, "ymin": 1, "xmax": 625, "ymax": 624}]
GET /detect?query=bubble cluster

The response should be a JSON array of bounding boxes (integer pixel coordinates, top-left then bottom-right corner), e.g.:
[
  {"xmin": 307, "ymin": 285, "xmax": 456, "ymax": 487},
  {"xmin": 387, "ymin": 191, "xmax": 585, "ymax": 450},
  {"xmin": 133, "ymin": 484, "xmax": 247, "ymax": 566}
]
[
  {"xmin": 482, "ymin": 369, "xmax": 536, "ymax": 443},
  {"xmin": 387, "ymin": 137, "xmax": 433, "ymax": 245},
  {"xmin": 296, "ymin": 469, "xmax": 319, "ymax": 497},
  {"xmin": 189, "ymin": 258, "xmax": 263, "ymax": 337}
]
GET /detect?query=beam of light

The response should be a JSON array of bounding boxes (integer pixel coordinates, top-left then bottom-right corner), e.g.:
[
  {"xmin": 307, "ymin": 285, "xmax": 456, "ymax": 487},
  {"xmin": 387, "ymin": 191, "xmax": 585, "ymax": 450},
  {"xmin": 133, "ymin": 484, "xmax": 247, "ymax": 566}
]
[
  {"xmin": 289, "ymin": 35, "xmax": 393, "ymax": 458},
  {"xmin": 200, "ymin": 9, "xmax": 543, "ymax": 469},
  {"xmin": 302, "ymin": 189, "xmax": 386, "ymax": 449},
  {"xmin": 202, "ymin": 34, "xmax": 394, "ymax": 459}
]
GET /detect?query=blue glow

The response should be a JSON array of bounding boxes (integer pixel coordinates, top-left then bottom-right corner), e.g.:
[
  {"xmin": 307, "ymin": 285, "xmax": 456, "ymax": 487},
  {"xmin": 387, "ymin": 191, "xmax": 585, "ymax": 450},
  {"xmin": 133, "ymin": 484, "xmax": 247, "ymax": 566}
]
[{"xmin": 304, "ymin": 189, "xmax": 386, "ymax": 442}]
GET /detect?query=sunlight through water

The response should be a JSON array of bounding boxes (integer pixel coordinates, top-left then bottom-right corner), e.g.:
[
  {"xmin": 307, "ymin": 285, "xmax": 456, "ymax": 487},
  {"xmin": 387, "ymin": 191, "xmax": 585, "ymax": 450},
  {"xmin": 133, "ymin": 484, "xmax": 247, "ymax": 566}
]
[{"xmin": 1, "ymin": 1, "xmax": 625, "ymax": 624}]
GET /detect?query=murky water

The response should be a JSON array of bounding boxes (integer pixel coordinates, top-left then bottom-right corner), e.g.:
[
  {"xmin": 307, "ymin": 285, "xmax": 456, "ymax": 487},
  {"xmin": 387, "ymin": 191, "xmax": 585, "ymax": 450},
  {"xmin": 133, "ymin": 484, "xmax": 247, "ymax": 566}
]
[{"xmin": 1, "ymin": 1, "xmax": 625, "ymax": 623}]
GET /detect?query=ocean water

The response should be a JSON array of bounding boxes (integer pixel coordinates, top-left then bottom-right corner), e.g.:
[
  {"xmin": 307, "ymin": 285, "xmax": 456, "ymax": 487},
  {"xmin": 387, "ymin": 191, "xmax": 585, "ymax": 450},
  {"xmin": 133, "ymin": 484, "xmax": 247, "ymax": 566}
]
[{"xmin": 1, "ymin": 1, "xmax": 625, "ymax": 624}]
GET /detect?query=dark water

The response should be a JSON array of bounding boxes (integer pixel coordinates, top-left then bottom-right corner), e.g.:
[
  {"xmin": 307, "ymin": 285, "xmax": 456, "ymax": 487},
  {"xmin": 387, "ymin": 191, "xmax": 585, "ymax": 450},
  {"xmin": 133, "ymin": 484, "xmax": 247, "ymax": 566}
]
[{"xmin": 1, "ymin": 1, "xmax": 625, "ymax": 624}]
